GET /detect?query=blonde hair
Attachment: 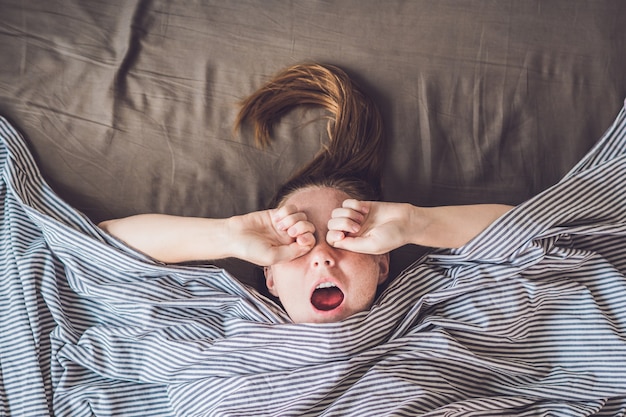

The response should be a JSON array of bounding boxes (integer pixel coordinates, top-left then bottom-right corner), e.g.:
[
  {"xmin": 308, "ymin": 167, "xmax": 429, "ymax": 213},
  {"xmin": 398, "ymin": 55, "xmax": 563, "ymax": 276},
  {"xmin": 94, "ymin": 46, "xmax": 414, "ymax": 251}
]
[{"xmin": 234, "ymin": 63, "xmax": 386, "ymax": 207}]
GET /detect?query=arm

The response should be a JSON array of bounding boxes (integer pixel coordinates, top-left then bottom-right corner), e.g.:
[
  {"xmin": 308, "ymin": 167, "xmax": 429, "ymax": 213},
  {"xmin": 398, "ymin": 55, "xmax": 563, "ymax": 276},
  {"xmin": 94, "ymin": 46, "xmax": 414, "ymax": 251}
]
[
  {"xmin": 411, "ymin": 204, "xmax": 513, "ymax": 248},
  {"xmin": 99, "ymin": 206, "xmax": 316, "ymax": 266},
  {"xmin": 99, "ymin": 214, "xmax": 234, "ymax": 263},
  {"xmin": 327, "ymin": 200, "xmax": 513, "ymax": 254}
]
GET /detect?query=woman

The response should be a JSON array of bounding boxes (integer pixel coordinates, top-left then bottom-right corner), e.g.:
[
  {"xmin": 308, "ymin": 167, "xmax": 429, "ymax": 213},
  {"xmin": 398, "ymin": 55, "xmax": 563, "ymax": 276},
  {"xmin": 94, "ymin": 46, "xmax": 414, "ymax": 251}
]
[
  {"xmin": 99, "ymin": 63, "xmax": 511, "ymax": 323},
  {"xmin": 3, "ymin": 64, "xmax": 625, "ymax": 415}
]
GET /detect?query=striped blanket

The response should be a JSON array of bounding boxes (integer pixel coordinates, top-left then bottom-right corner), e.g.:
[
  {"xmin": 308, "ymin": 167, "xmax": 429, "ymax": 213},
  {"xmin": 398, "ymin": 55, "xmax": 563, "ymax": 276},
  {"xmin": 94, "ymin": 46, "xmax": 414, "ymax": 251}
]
[{"xmin": 2, "ymin": 102, "xmax": 626, "ymax": 416}]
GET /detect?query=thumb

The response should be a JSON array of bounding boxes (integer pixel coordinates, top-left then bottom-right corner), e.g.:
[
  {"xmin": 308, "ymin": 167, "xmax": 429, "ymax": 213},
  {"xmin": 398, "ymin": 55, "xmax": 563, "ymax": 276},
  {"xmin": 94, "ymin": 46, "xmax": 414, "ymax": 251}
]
[
  {"xmin": 327, "ymin": 231, "xmax": 376, "ymax": 254},
  {"xmin": 270, "ymin": 241, "xmax": 314, "ymax": 264}
]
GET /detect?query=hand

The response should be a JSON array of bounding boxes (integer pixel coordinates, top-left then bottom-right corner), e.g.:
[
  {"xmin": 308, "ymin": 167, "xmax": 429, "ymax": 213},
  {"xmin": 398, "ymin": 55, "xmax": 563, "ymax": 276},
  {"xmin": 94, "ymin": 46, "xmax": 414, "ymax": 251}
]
[
  {"xmin": 228, "ymin": 204, "xmax": 316, "ymax": 266},
  {"xmin": 326, "ymin": 199, "xmax": 414, "ymax": 254},
  {"xmin": 328, "ymin": 200, "xmax": 515, "ymax": 251}
]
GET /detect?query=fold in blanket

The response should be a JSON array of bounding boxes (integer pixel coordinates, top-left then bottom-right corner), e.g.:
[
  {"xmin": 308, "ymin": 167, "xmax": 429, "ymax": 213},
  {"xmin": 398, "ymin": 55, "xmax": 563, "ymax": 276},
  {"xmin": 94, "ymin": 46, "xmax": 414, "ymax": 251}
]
[{"xmin": 2, "ymin": 104, "xmax": 626, "ymax": 416}]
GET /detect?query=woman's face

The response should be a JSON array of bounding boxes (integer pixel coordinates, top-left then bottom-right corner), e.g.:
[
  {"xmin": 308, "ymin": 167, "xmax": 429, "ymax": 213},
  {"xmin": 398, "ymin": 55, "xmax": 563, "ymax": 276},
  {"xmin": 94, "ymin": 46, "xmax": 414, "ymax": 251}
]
[{"xmin": 264, "ymin": 187, "xmax": 389, "ymax": 323}]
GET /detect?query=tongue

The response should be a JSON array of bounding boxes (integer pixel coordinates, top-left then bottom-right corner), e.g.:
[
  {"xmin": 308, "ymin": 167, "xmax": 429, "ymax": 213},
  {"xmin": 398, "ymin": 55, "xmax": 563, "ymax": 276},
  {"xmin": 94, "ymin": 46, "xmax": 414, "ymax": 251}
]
[{"xmin": 311, "ymin": 287, "xmax": 344, "ymax": 311}]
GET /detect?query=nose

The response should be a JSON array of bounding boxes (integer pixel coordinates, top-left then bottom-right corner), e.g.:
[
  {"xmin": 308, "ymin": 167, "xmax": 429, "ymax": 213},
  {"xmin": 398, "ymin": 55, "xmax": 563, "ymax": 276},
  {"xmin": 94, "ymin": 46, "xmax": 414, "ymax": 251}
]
[{"xmin": 309, "ymin": 240, "xmax": 336, "ymax": 268}]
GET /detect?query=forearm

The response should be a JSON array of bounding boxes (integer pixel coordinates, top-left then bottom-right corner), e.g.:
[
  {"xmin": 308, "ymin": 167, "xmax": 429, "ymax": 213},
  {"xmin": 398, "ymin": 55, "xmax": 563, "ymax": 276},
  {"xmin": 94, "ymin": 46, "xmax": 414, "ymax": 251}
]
[
  {"xmin": 408, "ymin": 204, "xmax": 513, "ymax": 249},
  {"xmin": 99, "ymin": 214, "xmax": 234, "ymax": 263}
]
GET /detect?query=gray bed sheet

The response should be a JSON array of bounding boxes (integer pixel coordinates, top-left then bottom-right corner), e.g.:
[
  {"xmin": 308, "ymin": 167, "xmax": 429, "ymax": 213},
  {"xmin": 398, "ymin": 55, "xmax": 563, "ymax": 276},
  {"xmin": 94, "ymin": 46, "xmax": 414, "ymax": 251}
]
[{"xmin": 1, "ymin": 0, "xmax": 626, "ymax": 285}]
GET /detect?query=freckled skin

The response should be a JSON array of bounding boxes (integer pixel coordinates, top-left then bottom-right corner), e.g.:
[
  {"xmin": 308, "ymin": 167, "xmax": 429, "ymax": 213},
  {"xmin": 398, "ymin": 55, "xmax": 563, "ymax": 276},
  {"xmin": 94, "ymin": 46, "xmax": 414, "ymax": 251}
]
[{"xmin": 265, "ymin": 187, "xmax": 389, "ymax": 323}]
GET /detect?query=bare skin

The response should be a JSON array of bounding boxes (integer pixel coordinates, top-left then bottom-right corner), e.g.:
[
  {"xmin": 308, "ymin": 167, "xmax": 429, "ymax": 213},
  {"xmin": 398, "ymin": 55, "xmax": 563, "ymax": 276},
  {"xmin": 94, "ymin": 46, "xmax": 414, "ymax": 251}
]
[
  {"xmin": 327, "ymin": 199, "xmax": 513, "ymax": 253},
  {"xmin": 263, "ymin": 187, "xmax": 389, "ymax": 323},
  {"xmin": 99, "ymin": 187, "xmax": 512, "ymax": 323},
  {"xmin": 99, "ymin": 206, "xmax": 316, "ymax": 266}
]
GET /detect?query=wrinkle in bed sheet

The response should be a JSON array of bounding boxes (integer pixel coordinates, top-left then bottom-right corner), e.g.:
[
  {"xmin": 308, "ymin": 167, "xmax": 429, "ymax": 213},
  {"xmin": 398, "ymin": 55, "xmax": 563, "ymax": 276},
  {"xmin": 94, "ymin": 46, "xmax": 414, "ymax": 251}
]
[
  {"xmin": 2, "ymin": 101, "xmax": 626, "ymax": 416},
  {"xmin": 2, "ymin": 0, "xmax": 626, "ymax": 229}
]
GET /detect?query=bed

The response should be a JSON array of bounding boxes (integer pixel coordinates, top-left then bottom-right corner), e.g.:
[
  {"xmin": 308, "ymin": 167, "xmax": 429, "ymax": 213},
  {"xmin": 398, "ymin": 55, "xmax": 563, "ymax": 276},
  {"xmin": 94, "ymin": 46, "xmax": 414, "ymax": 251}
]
[{"xmin": 2, "ymin": 1, "xmax": 626, "ymax": 416}]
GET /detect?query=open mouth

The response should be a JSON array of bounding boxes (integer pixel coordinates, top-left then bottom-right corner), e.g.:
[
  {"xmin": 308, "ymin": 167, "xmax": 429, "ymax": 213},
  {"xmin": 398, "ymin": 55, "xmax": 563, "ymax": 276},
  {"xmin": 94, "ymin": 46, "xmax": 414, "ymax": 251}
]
[{"xmin": 311, "ymin": 282, "xmax": 344, "ymax": 311}]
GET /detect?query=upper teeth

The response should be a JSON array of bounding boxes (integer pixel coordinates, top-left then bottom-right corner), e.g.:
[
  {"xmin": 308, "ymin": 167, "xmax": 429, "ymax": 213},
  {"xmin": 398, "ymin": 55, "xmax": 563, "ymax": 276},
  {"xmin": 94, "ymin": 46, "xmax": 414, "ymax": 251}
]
[{"xmin": 316, "ymin": 282, "xmax": 337, "ymax": 289}]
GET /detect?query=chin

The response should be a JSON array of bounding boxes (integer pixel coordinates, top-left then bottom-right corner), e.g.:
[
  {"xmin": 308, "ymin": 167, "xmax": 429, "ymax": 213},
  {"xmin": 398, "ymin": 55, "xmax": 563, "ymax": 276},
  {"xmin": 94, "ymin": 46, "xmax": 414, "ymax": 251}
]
[{"xmin": 292, "ymin": 305, "xmax": 355, "ymax": 324}]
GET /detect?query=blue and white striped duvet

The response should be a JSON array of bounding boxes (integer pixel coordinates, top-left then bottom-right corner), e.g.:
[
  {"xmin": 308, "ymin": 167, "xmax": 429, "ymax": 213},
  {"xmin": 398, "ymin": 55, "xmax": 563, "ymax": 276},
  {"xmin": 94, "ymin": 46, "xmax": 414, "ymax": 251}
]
[{"xmin": 2, "ymin": 103, "xmax": 626, "ymax": 416}]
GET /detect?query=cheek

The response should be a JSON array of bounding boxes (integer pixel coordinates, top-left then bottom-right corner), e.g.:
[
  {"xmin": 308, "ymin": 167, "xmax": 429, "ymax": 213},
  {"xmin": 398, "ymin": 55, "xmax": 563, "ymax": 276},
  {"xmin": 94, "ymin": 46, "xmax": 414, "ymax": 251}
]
[
  {"xmin": 343, "ymin": 255, "xmax": 384, "ymax": 298},
  {"xmin": 266, "ymin": 262, "xmax": 304, "ymax": 297},
  {"xmin": 347, "ymin": 254, "xmax": 383, "ymax": 278}
]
